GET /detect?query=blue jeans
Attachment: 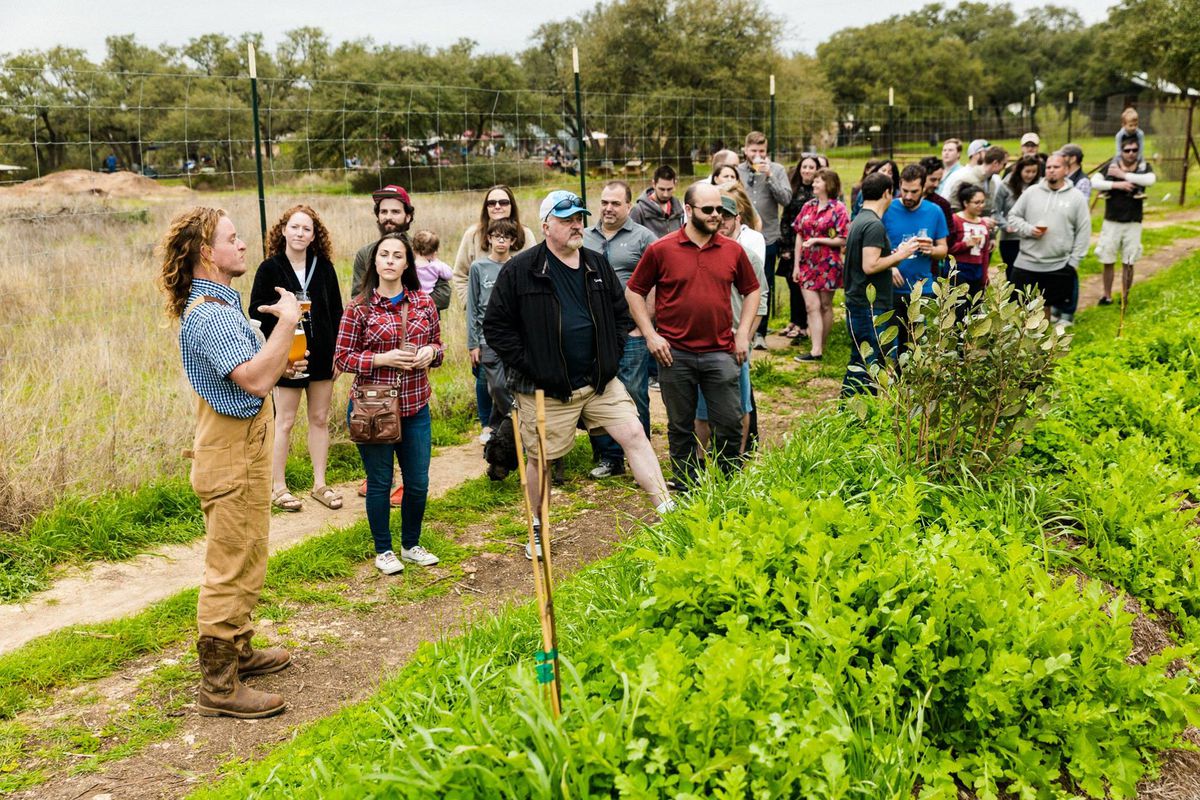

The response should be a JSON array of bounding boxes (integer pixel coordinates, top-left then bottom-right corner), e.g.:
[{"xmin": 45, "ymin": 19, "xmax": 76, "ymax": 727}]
[
  {"xmin": 841, "ymin": 304, "xmax": 896, "ymax": 397},
  {"xmin": 756, "ymin": 241, "xmax": 779, "ymax": 337},
  {"xmin": 474, "ymin": 365, "xmax": 493, "ymax": 429},
  {"xmin": 590, "ymin": 335, "xmax": 651, "ymax": 464},
  {"xmin": 355, "ymin": 405, "xmax": 431, "ymax": 553}
]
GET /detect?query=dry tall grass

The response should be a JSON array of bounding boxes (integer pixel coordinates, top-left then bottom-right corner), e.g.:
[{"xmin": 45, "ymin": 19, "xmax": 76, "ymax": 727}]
[{"xmin": 0, "ymin": 187, "xmax": 549, "ymax": 532}]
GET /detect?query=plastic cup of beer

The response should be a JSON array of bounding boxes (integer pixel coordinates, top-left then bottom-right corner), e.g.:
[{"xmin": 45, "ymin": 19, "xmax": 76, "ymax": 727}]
[
  {"xmin": 288, "ymin": 321, "xmax": 308, "ymax": 379},
  {"xmin": 1034, "ymin": 223, "xmax": 1049, "ymax": 236}
]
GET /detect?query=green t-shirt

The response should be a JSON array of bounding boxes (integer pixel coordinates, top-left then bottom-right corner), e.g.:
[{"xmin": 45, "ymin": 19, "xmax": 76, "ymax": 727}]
[{"xmin": 843, "ymin": 208, "xmax": 893, "ymax": 309}]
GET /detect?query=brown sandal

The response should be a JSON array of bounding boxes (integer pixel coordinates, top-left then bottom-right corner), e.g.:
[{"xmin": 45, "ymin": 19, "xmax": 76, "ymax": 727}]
[
  {"xmin": 271, "ymin": 488, "xmax": 303, "ymax": 512},
  {"xmin": 310, "ymin": 485, "xmax": 343, "ymax": 510}
]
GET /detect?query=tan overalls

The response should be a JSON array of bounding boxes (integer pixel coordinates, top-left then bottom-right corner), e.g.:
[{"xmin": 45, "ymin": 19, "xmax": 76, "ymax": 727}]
[{"xmin": 184, "ymin": 298, "xmax": 274, "ymax": 644}]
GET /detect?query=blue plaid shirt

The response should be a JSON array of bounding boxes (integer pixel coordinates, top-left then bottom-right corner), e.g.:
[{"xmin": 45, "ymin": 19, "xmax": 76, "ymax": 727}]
[{"xmin": 179, "ymin": 279, "xmax": 263, "ymax": 418}]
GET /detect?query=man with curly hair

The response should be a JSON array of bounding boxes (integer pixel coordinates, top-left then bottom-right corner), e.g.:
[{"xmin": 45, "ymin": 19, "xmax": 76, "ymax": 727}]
[{"xmin": 158, "ymin": 207, "xmax": 303, "ymax": 719}]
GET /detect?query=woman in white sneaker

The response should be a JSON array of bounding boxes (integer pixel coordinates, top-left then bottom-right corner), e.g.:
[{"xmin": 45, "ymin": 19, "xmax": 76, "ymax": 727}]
[{"xmin": 334, "ymin": 233, "xmax": 444, "ymax": 574}]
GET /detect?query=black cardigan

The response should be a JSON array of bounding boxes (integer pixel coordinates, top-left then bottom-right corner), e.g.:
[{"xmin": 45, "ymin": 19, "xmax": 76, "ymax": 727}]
[{"xmin": 248, "ymin": 251, "xmax": 344, "ymax": 385}]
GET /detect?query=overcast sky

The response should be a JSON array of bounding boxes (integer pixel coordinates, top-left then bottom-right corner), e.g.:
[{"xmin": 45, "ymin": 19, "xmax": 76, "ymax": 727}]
[{"xmin": 6, "ymin": 0, "xmax": 1115, "ymax": 60}]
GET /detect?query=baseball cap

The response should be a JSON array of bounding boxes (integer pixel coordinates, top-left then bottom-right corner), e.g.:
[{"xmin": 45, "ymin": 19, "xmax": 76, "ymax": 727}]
[
  {"xmin": 539, "ymin": 190, "xmax": 590, "ymax": 221},
  {"xmin": 1020, "ymin": 132, "xmax": 1041, "ymax": 146},
  {"xmin": 718, "ymin": 196, "xmax": 738, "ymax": 216},
  {"xmin": 371, "ymin": 184, "xmax": 413, "ymax": 208},
  {"xmin": 967, "ymin": 139, "xmax": 990, "ymax": 158}
]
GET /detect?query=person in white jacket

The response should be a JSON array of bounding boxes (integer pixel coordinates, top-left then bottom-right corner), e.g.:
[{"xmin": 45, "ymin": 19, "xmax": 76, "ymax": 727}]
[
  {"xmin": 1006, "ymin": 153, "xmax": 1092, "ymax": 326},
  {"xmin": 1091, "ymin": 136, "xmax": 1157, "ymax": 307}
]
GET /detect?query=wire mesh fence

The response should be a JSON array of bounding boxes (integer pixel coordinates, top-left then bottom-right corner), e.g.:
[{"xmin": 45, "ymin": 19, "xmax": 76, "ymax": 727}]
[{"xmin": 4, "ymin": 66, "xmax": 1195, "ymax": 196}]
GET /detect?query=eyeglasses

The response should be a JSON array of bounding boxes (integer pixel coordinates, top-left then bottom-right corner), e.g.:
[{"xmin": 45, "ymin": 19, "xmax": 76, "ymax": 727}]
[
  {"xmin": 692, "ymin": 205, "xmax": 723, "ymax": 216},
  {"xmin": 488, "ymin": 234, "xmax": 514, "ymax": 241},
  {"xmin": 485, "ymin": 198, "xmax": 511, "ymax": 207},
  {"xmin": 1122, "ymin": 147, "xmax": 1140, "ymax": 153}
]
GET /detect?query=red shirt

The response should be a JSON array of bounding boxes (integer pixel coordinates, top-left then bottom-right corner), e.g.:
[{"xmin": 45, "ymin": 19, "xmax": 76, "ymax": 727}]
[
  {"xmin": 334, "ymin": 290, "xmax": 445, "ymax": 417},
  {"xmin": 627, "ymin": 227, "xmax": 760, "ymax": 353}
]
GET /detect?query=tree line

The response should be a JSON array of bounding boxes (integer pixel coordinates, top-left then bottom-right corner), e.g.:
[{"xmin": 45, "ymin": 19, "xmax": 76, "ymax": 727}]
[{"xmin": 0, "ymin": 0, "xmax": 1194, "ymax": 185}]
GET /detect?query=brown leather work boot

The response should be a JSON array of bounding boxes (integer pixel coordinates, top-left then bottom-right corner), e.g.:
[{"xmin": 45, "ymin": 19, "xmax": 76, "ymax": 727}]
[
  {"xmin": 234, "ymin": 633, "xmax": 292, "ymax": 678},
  {"xmin": 196, "ymin": 637, "xmax": 286, "ymax": 719}
]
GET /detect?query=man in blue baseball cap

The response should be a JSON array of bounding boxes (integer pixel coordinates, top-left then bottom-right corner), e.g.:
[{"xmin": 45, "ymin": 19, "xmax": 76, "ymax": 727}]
[{"xmin": 484, "ymin": 190, "xmax": 674, "ymax": 559}]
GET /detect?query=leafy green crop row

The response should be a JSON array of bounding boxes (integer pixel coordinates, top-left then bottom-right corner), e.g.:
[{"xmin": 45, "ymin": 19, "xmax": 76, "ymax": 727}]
[
  {"xmin": 191, "ymin": 254, "xmax": 1200, "ymax": 800},
  {"xmin": 194, "ymin": 433, "xmax": 1200, "ymax": 798}
]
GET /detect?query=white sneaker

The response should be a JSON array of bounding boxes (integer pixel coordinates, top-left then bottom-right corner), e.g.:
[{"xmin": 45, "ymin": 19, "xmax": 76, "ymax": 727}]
[
  {"xmin": 374, "ymin": 550, "xmax": 404, "ymax": 575},
  {"xmin": 479, "ymin": 428, "xmax": 492, "ymax": 445},
  {"xmin": 524, "ymin": 523, "xmax": 543, "ymax": 561},
  {"xmin": 752, "ymin": 333, "xmax": 768, "ymax": 351},
  {"xmin": 400, "ymin": 545, "xmax": 440, "ymax": 566}
]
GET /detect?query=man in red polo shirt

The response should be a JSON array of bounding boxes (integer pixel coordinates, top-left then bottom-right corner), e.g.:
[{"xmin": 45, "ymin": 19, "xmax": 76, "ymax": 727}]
[{"xmin": 626, "ymin": 182, "xmax": 761, "ymax": 486}]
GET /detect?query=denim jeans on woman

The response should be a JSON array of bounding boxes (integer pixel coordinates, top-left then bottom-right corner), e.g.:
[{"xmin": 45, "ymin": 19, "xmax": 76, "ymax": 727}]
[
  {"xmin": 355, "ymin": 404, "xmax": 431, "ymax": 553},
  {"xmin": 841, "ymin": 304, "xmax": 896, "ymax": 398}
]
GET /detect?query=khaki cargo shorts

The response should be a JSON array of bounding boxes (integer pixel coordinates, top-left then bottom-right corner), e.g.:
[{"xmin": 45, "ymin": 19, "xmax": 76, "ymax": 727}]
[
  {"xmin": 515, "ymin": 381, "xmax": 639, "ymax": 460},
  {"xmin": 1095, "ymin": 220, "xmax": 1143, "ymax": 265}
]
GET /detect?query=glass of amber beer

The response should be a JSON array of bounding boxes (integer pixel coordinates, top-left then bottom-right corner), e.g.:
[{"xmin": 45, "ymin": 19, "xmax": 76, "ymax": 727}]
[{"xmin": 288, "ymin": 320, "xmax": 308, "ymax": 379}]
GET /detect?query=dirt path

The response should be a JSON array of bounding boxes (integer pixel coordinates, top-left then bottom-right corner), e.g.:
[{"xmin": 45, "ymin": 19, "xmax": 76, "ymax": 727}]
[
  {"xmin": 1077, "ymin": 233, "xmax": 1200, "ymax": 309},
  {"xmin": 0, "ymin": 441, "xmax": 487, "ymax": 655}
]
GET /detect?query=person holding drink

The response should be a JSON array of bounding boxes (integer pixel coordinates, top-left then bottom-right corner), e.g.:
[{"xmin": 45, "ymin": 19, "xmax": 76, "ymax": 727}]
[
  {"xmin": 882, "ymin": 164, "xmax": 948, "ymax": 354},
  {"xmin": 335, "ymin": 232, "xmax": 444, "ymax": 575},
  {"xmin": 948, "ymin": 184, "xmax": 994, "ymax": 312},
  {"xmin": 791, "ymin": 168, "xmax": 849, "ymax": 362},
  {"xmin": 159, "ymin": 207, "xmax": 303, "ymax": 718},
  {"xmin": 250, "ymin": 205, "xmax": 345, "ymax": 513}
]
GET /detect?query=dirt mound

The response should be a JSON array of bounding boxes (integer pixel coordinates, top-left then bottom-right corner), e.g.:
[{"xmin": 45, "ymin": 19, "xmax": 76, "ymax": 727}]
[{"xmin": 1, "ymin": 169, "xmax": 193, "ymax": 199}]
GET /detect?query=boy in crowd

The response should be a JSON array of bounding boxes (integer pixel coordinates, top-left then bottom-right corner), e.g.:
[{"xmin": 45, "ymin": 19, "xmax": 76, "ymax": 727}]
[{"xmin": 467, "ymin": 218, "xmax": 518, "ymax": 437}]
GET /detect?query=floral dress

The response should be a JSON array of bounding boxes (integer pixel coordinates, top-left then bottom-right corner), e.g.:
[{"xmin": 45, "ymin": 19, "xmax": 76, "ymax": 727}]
[{"xmin": 793, "ymin": 198, "xmax": 850, "ymax": 292}]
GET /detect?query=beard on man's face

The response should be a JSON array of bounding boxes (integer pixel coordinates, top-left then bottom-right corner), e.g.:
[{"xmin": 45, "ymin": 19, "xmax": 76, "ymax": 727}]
[
  {"xmin": 691, "ymin": 213, "xmax": 720, "ymax": 235},
  {"xmin": 377, "ymin": 218, "xmax": 409, "ymax": 236}
]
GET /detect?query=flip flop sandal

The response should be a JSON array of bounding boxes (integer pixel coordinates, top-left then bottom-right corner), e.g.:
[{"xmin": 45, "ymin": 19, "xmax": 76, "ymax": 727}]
[
  {"xmin": 271, "ymin": 489, "xmax": 303, "ymax": 512},
  {"xmin": 781, "ymin": 325, "xmax": 800, "ymax": 338},
  {"xmin": 310, "ymin": 485, "xmax": 343, "ymax": 510}
]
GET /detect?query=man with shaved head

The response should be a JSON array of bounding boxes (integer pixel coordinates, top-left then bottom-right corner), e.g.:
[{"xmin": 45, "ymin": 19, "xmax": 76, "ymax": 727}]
[{"xmin": 626, "ymin": 181, "xmax": 761, "ymax": 487}]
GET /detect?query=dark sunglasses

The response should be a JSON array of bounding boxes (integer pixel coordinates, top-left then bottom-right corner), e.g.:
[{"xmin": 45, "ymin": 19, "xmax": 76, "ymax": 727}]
[
  {"xmin": 1122, "ymin": 147, "xmax": 1140, "ymax": 153},
  {"xmin": 692, "ymin": 204, "xmax": 723, "ymax": 216},
  {"xmin": 485, "ymin": 198, "xmax": 512, "ymax": 207},
  {"xmin": 550, "ymin": 195, "xmax": 583, "ymax": 214}
]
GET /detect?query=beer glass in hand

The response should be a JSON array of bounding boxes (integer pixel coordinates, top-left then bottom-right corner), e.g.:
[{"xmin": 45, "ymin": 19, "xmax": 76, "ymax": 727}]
[{"xmin": 288, "ymin": 320, "xmax": 308, "ymax": 379}]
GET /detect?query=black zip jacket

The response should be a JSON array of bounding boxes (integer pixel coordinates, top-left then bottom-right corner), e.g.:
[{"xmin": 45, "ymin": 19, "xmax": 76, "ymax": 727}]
[{"xmin": 483, "ymin": 241, "xmax": 632, "ymax": 402}]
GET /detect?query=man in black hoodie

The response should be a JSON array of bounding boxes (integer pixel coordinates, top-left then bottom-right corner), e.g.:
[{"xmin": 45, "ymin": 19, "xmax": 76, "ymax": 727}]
[{"xmin": 484, "ymin": 191, "xmax": 674, "ymax": 559}]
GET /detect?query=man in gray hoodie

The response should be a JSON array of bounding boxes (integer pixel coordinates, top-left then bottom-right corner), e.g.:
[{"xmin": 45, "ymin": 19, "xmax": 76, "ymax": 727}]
[
  {"xmin": 629, "ymin": 165, "xmax": 685, "ymax": 239},
  {"xmin": 1007, "ymin": 152, "xmax": 1091, "ymax": 326}
]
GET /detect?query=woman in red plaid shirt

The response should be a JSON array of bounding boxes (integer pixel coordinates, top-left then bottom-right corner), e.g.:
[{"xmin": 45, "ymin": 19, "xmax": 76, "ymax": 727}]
[{"xmin": 335, "ymin": 233, "xmax": 445, "ymax": 575}]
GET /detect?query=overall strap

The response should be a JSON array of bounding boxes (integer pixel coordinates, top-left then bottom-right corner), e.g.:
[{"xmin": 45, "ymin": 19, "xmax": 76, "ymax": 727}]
[{"xmin": 183, "ymin": 295, "xmax": 232, "ymax": 320}]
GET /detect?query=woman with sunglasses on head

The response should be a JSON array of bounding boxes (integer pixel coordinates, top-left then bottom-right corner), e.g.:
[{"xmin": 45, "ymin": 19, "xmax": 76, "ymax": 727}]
[
  {"xmin": 777, "ymin": 154, "xmax": 821, "ymax": 340},
  {"xmin": 249, "ymin": 204, "xmax": 344, "ymax": 513},
  {"xmin": 335, "ymin": 233, "xmax": 445, "ymax": 576},
  {"xmin": 451, "ymin": 185, "xmax": 536, "ymax": 440}
]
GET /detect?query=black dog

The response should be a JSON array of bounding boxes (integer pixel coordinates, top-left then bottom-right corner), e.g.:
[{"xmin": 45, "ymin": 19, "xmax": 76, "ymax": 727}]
[{"xmin": 484, "ymin": 415, "xmax": 519, "ymax": 481}]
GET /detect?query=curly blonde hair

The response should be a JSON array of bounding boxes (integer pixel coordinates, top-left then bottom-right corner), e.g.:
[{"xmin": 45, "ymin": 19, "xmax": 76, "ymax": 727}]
[
  {"xmin": 266, "ymin": 204, "xmax": 333, "ymax": 263},
  {"xmin": 158, "ymin": 206, "xmax": 225, "ymax": 319}
]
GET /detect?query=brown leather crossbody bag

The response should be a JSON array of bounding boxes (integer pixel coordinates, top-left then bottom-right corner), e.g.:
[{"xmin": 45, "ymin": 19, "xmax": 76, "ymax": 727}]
[{"xmin": 347, "ymin": 302, "xmax": 407, "ymax": 444}]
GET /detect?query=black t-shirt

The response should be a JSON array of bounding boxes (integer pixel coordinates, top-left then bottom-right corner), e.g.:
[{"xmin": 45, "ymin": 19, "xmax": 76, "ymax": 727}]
[
  {"xmin": 1099, "ymin": 158, "xmax": 1153, "ymax": 223},
  {"xmin": 546, "ymin": 251, "xmax": 596, "ymax": 390},
  {"xmin": 843, "ymin": 209, "xmax": 893, "ymax": 309}
]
